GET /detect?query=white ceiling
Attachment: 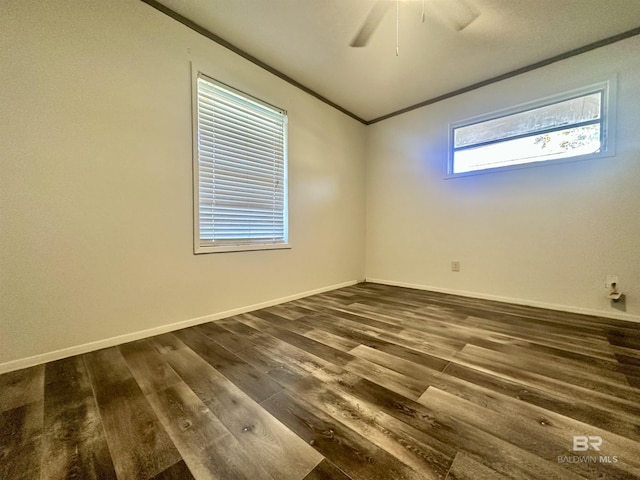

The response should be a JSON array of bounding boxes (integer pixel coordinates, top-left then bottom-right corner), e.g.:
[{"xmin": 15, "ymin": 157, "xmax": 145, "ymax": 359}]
[{"xmin": 154, "ymin": 0, "xmax": 640, "ymax": 122}]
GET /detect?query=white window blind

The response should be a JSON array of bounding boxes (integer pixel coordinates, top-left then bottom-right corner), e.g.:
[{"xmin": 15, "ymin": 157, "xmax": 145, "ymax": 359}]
[{"xmin": 194, "ymin": 74, "xmax": 288, "ymax": 253}]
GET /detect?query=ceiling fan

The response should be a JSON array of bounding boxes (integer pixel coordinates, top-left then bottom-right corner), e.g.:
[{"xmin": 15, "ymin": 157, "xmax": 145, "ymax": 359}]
[{"xmin": 350, "ymin": 0, "xmax": 480, "ymax": 48}]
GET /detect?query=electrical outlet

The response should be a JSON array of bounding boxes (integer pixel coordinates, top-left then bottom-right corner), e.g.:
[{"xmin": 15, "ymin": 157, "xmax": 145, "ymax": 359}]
[
  {"xmin": 451, "ymin": 261, "xmax": 460, "ymax": 272},
  {"xmin": 605, "ymin": 275, "xmax": 618, "ymax": 288}
]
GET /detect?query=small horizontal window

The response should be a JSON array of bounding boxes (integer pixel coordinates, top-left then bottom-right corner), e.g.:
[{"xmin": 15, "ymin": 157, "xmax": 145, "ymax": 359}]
[{"xmin": 448, "ymin": 78, "xmax": 615, "ymax": 177}]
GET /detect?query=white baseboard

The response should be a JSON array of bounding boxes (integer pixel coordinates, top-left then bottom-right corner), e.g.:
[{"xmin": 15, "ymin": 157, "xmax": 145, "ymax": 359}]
[
  {"xmin": 366, "ymin": 278, "xmax": 640, "ymax": 324},
  {"xmin": 0, "ymin": 280, "xmax": 359, "ymax": 375}
]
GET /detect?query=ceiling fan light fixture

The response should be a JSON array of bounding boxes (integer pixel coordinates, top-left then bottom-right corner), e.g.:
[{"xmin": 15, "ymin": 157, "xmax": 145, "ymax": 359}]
[{"xmin": 350, "ymin": 0, "xmax": 480, "ymax": 50}]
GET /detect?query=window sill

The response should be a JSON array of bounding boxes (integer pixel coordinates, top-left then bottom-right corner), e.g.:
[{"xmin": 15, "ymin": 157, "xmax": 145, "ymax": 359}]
[
  {"xmin": 443, "ymin": 149, "xmax": 615, "ymax": 179},
  {"xmin": 195, "ymin": 243, "xmax": 291, "ymax": 254}
]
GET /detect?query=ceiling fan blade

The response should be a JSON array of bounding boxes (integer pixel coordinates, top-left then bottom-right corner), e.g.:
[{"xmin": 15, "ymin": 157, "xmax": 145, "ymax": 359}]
[
  {"xmin": 350, "ymin": 1, "xmax": 393, "ymax": 47},
  {"xmin": 443, "ymin": 0, "xmax": 480, "ymax": 31}
]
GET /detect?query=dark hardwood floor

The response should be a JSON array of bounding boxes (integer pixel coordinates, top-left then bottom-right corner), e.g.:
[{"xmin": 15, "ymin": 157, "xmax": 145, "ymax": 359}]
[{"xmin": 2, "ymin": 282, "xmax": 640, "ymax": 479}]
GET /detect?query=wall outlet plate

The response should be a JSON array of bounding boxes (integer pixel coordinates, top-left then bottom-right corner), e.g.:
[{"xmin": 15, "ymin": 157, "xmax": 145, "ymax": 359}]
[{"xmin": 451, "ymin": 261, "xmax": 460, "ymax": 272}]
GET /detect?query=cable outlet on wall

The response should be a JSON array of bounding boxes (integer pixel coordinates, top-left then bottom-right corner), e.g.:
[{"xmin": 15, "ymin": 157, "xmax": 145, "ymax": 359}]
[
  {"xmin": 605, "ymin": 275, "xmax": 618, "ymax": 288},
  {"xmin": 451, "ymin": 261, "xmax": 460, "ymax": 272}
]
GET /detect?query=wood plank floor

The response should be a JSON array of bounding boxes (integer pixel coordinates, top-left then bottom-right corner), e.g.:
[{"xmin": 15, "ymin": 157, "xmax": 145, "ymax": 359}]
[{"xmin": 2, "ymin": 282, "xmax": 640, "ymax": 479}]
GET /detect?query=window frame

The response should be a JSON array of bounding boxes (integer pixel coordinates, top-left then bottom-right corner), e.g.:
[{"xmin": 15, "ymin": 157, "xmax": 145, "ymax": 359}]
[
  {"xmin": 192, "ymin": 68, "xmax": 290, "ymax": 254},
  {"xmin": 446, "ymin": 76, "xmax": 617, "ymax": 178}
]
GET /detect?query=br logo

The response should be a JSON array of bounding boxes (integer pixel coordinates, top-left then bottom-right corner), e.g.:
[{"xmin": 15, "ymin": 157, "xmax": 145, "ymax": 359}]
[{"xmin": 573, "ymin": 435, "xmax": 602, "ymax": 451}]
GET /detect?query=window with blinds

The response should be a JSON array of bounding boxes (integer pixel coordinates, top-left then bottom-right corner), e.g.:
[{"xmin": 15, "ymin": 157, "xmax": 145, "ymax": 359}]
[{"xmin": 193, "ymin": 73, "xmax": 289, "ymax": 253}]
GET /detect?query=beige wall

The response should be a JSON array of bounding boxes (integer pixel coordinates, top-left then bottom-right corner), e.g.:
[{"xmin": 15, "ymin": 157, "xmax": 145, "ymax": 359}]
[
  {"xmin": 0, "ymin": 0, "xmax": 366, "ymax": 367},
  {"xmin": 365, "ymin": 35, "xmax": 640, "ymax": 320}
]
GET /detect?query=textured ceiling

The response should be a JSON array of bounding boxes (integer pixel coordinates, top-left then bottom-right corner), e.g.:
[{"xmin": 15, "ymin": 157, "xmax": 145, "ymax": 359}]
[{"xmin": 152, "ymin": 0, "xmax": 640, "ymax": 122}]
